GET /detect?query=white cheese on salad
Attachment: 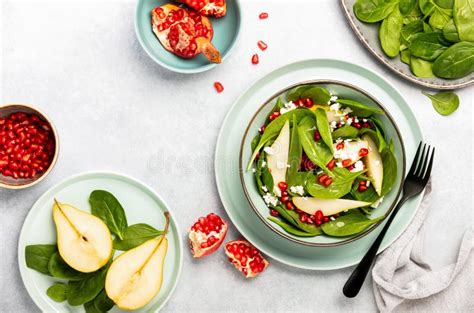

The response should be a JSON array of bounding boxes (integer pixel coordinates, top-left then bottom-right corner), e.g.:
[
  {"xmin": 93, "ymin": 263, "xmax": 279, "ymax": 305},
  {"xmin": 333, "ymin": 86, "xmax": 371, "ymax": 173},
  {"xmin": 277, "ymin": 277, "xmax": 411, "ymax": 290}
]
[
  {"xmin": 280, "ymin": 101, "xmax": 297, "ymax": 114},
  {"xmin": 350, "ymin": 160, "xmax": 364, "ymax": 172},
  {"xmin": 330, "ymin": 102, "xmax": 341, "ymax": 111},
  {"xmin": 263, "ymin": 193, "xmax": 279, "ymax": 207},
  {"xmin": 290, "ymin": 185, "xmax": 305, "ymax": 196}
]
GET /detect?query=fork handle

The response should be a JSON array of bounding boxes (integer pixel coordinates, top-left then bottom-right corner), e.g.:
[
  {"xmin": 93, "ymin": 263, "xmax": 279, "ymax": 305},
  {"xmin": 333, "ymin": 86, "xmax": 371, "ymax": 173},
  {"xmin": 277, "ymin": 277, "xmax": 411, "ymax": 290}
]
[{"xmin": 342, "ymin": 196, "xmax": 408, "ymax": 298}]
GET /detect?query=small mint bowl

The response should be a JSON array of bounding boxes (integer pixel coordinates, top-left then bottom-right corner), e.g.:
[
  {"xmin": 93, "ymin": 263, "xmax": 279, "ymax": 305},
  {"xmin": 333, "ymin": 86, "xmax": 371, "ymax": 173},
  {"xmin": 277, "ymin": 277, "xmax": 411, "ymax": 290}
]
[{"xmin": 135, "ymin": 0, "xmax": 241, "ymax": 73}]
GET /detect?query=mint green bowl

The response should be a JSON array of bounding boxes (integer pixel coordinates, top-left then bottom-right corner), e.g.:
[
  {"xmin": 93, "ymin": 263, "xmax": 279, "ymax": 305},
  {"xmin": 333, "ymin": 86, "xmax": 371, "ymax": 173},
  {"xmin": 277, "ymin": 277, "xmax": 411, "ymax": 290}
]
[{"xmin": 135, "ymin": 0, "xmax": 241, "ymax": 73}]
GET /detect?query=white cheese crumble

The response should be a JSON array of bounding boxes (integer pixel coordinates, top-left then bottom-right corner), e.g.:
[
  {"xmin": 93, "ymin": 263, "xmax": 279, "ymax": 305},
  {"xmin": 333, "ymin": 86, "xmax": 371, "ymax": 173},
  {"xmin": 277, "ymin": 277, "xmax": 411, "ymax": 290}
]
[
  {"xmin": 371, "ymin": 197, "xmax": 384, "ymax": 209},
  {"xmin": 252, "ymin": 168, "xmax": 256, "ymax": 173},
  {"xmin": 280, "ymin": 101, "xmax": 297, "ymax": 114},
  {"xmin": 362, "ymin": 118, "xmax": 368, "ymax": 122},
  {"xmin": 330, "ymin": 121, "xmax": 338, "ymax": 130},
  {"xmin": 290, "ymin": 185, "xmax": 305, "ymax": 196},
  {"xmin": 330, "ymin": 216, "xmax": 336, "ymax": 221},
  {"xmin": 336, "ymin": 162, "xmax": 343, "ymax": 168},
  {"xmin": 354, "ymin": 118, "xmax": 359, "ymax": 123},
  {"xmin": 330, "ymin": 102, "xmax": 341, "ymax": 111},
  {"xmin": 263, "ymin": 147, "xmax": 274, "ymax": 155},
  {"xmin": 366, "ymin": 180, "xmax": 371, "ymax": 187},
  {"xmin": 346, "ymin": 117, "xmax": 353, "ymax": 125},
  {"xmin": 350, "ymin": 160, "xmax": 364, "ymax": 172},
  {"xmin": 343, "ymin": 107, "xmax": 353, "ymax": 115},
  {"xmin": 263, "ymin": 193, "xmax": 279, "ymax": 207},
  {"xmin": 261, "ymin": 161, "xmax": 267, "ymax": 167},
  {"xmin": 330, "ymin": 95, "xmax": 338, "ymax": 102},
  {"xmin": 262, "ymin": 186, "xmax": 268, "ymax": 192}
]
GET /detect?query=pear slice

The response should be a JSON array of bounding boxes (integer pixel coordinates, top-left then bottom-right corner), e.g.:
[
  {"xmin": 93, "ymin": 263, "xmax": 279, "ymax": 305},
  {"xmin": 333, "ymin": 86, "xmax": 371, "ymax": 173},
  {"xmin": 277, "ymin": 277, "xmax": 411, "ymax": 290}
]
[
  {"xmin": 105, "ymin": 213, "xmax": 170, "ymax": 310},
  {"xmin": 53, "ymin": 199, "xmax": 113, "ymax": 273},
  {"xmin": 333, "ymin": 140, "xmax": 369, "ymax": 165},
  {"xmin": 292, "ymin": 197, "xmax": 371, "ymax": 216},
  {"xmin": 266, "ymin": 120, "xmax": 290, "ymax": 194},
  {"xmin": 362, "ymin": 134, "xmax": 383, "ymax": 195}
]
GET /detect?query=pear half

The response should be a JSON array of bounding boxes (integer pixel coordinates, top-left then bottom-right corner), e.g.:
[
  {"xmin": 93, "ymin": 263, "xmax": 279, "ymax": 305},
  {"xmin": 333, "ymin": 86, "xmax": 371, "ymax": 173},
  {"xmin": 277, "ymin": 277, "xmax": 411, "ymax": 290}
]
[
  {"xmin": 105, "ymin": 212, "xmax": 170, "ymax": 310},
  {"xmin": 53, "ymin": 199, "xmax": 113, "ymax": 273},
  {"xmin": 362, "ymin": 134, "xmax": 384, "ymax": 195},
  {"xmin": 292, "ymin": 197, "xmax": 371, "ymax": 216},
  {"xmin": 267, "ymin": 120, "xmax": 290, "ymax": 194}
]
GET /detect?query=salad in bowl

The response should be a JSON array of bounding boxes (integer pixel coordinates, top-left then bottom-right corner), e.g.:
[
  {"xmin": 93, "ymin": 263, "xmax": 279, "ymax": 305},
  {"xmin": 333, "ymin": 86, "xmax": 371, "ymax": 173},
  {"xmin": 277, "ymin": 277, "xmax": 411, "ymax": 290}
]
[{"xmin": 241, "ymin": 81, "xmax": 403, "ymax": 246}]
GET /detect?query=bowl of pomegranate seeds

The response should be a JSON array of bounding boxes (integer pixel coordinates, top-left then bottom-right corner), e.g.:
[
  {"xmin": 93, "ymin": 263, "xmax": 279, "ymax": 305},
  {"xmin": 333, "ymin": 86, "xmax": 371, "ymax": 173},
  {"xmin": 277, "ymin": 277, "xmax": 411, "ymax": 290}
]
[
  {"xmin": 240, "ymin": 80, "xmax": 406, "ymax": 247},
  {"xmin": 0, "ymin": 104, "xmax": 59, "ymax": 189}
]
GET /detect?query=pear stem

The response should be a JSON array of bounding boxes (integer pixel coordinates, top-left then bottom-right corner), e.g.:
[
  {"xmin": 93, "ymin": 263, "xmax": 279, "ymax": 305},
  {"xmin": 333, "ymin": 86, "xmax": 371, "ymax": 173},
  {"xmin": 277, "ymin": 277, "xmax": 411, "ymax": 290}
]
[{"xmin": 138, "ymin": 212, "xmax": 170, "ymax": 273}]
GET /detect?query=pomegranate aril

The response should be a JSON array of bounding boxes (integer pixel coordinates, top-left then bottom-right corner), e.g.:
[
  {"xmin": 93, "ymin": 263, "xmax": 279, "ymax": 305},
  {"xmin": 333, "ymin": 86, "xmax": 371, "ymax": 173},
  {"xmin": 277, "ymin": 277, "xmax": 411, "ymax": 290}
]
[
  {"xmin": 214, "ymin": 82, "xmax": 224, "ymax": 93},
  {"xmin": 257, "ymin": 40, "xmax": 268, "ymax": 51},
  {"xmin": 359, "ymin": 148, "xmax": 369, "ymax": 157},
  {"xmin": 285, "ymin": 201, "xmax": 294, "ymax": 210},
  {"xmin": 336, "ymin": 142, "xmax": 345, "ymax": 150},
  {"xmin": 318, "ymin": 174, "xmax": 329, "ymax": 184},
  {"xmin": 327, "ymin": 159, "xmax": 336, "ymax": 170},
  {"xmin": 304, "ymin": 98, "xmax": 314, "ymax": 108},
  {"xmin": 314, "ymin": 130, "xmax": 321, "ymax": 141},
  {"xmin": 295, "ymin": 99, "xmax": 304, "ymax": 107},
  {"xmin": 277, "ymin": 181, "xmax": 288, "ymax": 191},
  {"xmin": 259, "ymin": 12, "xmax": 268, "ymax": 19},
  {"xmin": 251, "ymin": 54, "xmax": 259, "ymax": 65},
  {"xmin": 323, "ymin": 178, "xmax": 333, "ymax": 187},
  {"xmin": 323, "ymin": 217, "xmax": 329, "ymax": 223},
  {"xmin": 259, "ymin": 125, "xmax": 266, "ymax": 134},
  {"xmin": 342, "ymin": 159, "xmax": 352, "ymax": 167},
  {"xmin": 270, "ymin": 209, "xmax": 279, "ymax": 217},
  {"xmin": 269, "ymin": 111, "xmax": 280, "ymax": 121}
]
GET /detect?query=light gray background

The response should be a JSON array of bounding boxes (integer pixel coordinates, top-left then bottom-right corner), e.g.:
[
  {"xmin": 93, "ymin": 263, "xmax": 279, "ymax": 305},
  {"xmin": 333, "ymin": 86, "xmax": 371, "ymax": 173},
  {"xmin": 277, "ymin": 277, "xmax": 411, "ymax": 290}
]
[{"xmin": 1, "ymin": 0, "xmax": 472, "ymax": 312}]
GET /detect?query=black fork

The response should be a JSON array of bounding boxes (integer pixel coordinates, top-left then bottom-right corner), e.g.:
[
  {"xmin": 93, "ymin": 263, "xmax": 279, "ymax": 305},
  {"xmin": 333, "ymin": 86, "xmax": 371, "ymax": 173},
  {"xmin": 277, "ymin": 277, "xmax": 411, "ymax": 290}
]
[{"xmin": 343, "ymin": 142, "xmax": 435, "ymax": 298}]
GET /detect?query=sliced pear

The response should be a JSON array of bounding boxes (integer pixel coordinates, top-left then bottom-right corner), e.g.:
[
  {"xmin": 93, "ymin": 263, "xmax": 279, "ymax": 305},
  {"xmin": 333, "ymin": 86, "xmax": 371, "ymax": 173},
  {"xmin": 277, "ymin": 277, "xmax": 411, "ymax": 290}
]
[
  {"xmin": 333, "ymin": 139, "xmax": 369, "ymax": 165},
  {"xmin": 292, "ymin": 197, "xmax": 371, "ymax": 216},
  {"xmin": 326, "ymin": 110, "xmax": 340, "ymax": 123},
  {"xmin": 362, "ymin": 134, "xmax": 383, "ymax": 195},
  {"xmin": 53, "ymin": 199, "xmax": 112, "ymax": 273},
  {"xmin": 267, "ymin": 120, "xmax": 290, "ymax": 194},
  {"xmin": 105, "ymin": 213, "xmax": 170, "ymax": 310}
]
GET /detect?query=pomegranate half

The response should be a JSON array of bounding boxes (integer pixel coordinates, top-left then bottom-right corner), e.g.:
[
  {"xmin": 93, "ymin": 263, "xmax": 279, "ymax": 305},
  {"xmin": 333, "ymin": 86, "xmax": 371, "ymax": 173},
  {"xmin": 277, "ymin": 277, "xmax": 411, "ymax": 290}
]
[
  {"xmin": 189, "ymin": 213, "xmax": 228, "ymax": 258},
  {"xmin": 224, "ymin": 240, "xmax": 269, "ymax": 278}
]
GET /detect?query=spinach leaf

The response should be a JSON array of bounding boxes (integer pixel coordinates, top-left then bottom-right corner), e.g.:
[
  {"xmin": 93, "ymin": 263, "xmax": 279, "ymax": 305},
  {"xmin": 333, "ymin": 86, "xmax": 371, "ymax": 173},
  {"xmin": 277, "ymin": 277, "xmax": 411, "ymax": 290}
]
[
  {"xmin": 419, "ymin": 0, "xmax": 435, "ymax": 15},
  {"xmin": 432, "ymin": 41, "xmax": 474, "ymax": 78},
  {"xmin": 336, "ymin": 98, "xmax": 384, "ymax": 117},
  {"xmin": 401, "ymin": 49, "xmax": 412, "ymax": 64},
  {"xmin": 287, "ymin": 115, "xmax": 302, "ymax": 187},
  {"xmin": 300, "ymin": 86, "xmax": 331, "ymax": 104},
  {"xmin": 84, "ymin": 289, "xmax": 114, "ymax": 313},
  {"xmin": 435, "ymin": 0, "xmax": 454, "ymax": 8},
  {"xmin": 321, "ymin": 210, "xmax": 385, "ymax": 237},
  {"xmin": 250, "ymin": 133, "xmax": 261, "ymax": 152},
  {"xmin": 380, "ymin": 148, "xmax": 398, "ymax": 196},
  {"xmin": 354, "ymin": 0, "xmax": 398, "ymax": 23},
  {"xmin": 89, "ymin": 190, "xmax": 128, "ymax": 240},
  {"xmin": 25, "ymin": 244, "xmax": 57, "ymax": 275},
  {"xmin": 453, "ymin": 0, "xmax": 474, "ymax": 42},
  {"xmin": 428, "ymin": 6, "xmax": 452, "ymax": 29},
  {"xmin": 379, "ymin": 6, "xmax": 404, "ymax": 58},
  {"xmin": 306, "ymin": 168, "xmax": 366, "ymax": 199},
  {"xmin": 273, "ymin": 205, "xmax": 323, "ymax": 235},
  {"xmin": 442, "ymin": 19, "xmax": 460, "ymax": 42},
  {"xmin": 47, "ymin": 284, "xmax": 67, "ymax": 303},
  {"xmin": 247, "ymin": 108, "xmax": 314, "ymax": 170},
  {"xmin": 409, "ymin": 32, "xmax": 448, "ymax": 61},
  {"xmin": 48, "ymin": 252, "xmax": 91, "ymax": 281},
  {"xmin": 401, "ymin": 20, "xmax": 424, "ymax": 46},
  {"xmin": 267, "ymin": 217, "xmax": 317, "ymax": 237},
  {"xmin": 286, "ymin": 85, "xmax": 313, "ymax": 102},
  {"xmin": 332, "ymin": 124, "xmax": 359, "ymax": 139},
  {"xmin": 351, "ymin": 179, "xmax": 380, "ymax": 202},
  {"xmin": 261, "ymin": 159, "xmax": 275, "ymax": 193},
  {"xmin": 422, "ymin": 91, "xmax": 460, "ymax": 115},
  {"xmin": 400, "ymin": 0, "xmax": 418, "ymax": 15},
  {"xmin": 410, "ymin": 56, "xmax": 435, "ymax": 77},
  {"xmin": 113, "ymin": 223, "xmax": 164, "ymax": 251},
  {"xmin": 66, "ymin": 262, "xmax": 110, "ymax": 306},
  {"xmin": 403, "ymin": 3, "xmax": 423, "ymax": 23},
  {"xmin": 297, "ymin": 118, "xmax": 333, "ymax": 174},
  {"xmin": 315, "ymin": 108, "xmax": 334, "ymax": 153}
]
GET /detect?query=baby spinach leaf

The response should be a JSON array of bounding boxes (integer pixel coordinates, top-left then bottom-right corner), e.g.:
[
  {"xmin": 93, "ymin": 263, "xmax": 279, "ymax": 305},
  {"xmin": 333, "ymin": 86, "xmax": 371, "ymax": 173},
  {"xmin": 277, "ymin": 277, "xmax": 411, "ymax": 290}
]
[
  {"xmin": 336, "ymin": 99, "xmax": 384, "ymax": 117},
  {"xmin": 410, "ymin": 56, "xmax": 435, "ymax": 77},
  {"xmin": 66, "ymin": 263, "xmax": 110, "ymax": 306},
  {"xmin": 380, "ymin": 6, "xmax": 403, "ymax": 57},
  {"xmin": 419, "ymin": 0, "xmax": 435, "ymax": 15},
  {"xmin": 435, "ymin": 0, "xmax": 454, "ymax": 8},
  {"xmin": 89, "ymin": 190, "xmax": 128, "ymax": 240},
  {"xmin": 321, "ymin": 210, "xmax": 385, "ymax": 237},
  {"xmin": 332, "ymin": 124, "xmax": 359, "ymax": 139},
  {"xmin": 409, "ymin": 32, "xmax": 448, "ymax": 61},
  {"xmin": 261, "ymin": 163, "xmax": 275, "ymax": 193},
  {"xmin": 247, "ymin": 108, "xmax": 314, "ymax": 170},
  {"xmin": 315, "ymin": 108, "xmax": 334, "ymax": 153},
  {"xmin": 400, "ymin": 0, "xmax": 418, "ymax": 15},
  {"xmin": 250, "ymin": 134, "xmax": 261, "ymax": 152},
  {"xmin": 47, "ymin": 284, "xmax": 67, "ymax": 303},
  {"xmin": 297, "ymin": 118, "xmax": 333, "ymax": 174},
  {"xmin": 300, "ymin": 86, "xmax": 331, "ymax": 104},
  {"xmin": 84, "ymin": 289, "xmax": 114, "ymax": 313},
  {"xmin": 401, "ymin": 20, "xmax": 424, "ymax": 45},
  {"xmin": 48, "ymin": 252, "xmax": 91, "ymax": 281},
  {"xmin": 428, "ymin": 6, "xmax": 452, "ymax": 29},
  {"xmin": 25, "ymin": 244, "xmax": 57, "ymax": 275},
  {"xmin": 422, "ymin": 91, "xmax": 460, "ymax": 115},
  {"xmin": 113, "ymin": 223, "xmax": 164, "ymax": 251},
  {"xmin": 432, "ymin": 41, "xmax": 474, "ymax": 78},
  {"xmin": 453, "ymin": 0, "xmax": 474, "ymax": 42},
  {"xmin": 354, "ymin": 0, "xmax": 398, "ymax": 23},
  {"xmin": 273, "ymin": 205, "xmax": 323, "ymax": 235},
  {"xmin": 380, "ymin": 148, "xmax": 398, "ymax": 196},
  {"xmin": 401, "ymin": 49, "xmax": 412, "ymax": 64},
  {"xmin": 442, "ymin": 19, "xmax": 460, "ymax": 42},
  {"xmin": 267, "ymin": 217, "xmax": 318, "ymax": 237},
  {"xmin": 287, "ymin": 115, "xmax": 302, "ymax": 187},
  {"xmin": 306, "ymin": 168, "xmax": 366, "ymax": 199},
  {"xmin": 286, "ymin": 85, "xmax": 313, "ymax": 102},
  {"xmin": 403, "ymin": 4, "xmax": 423, "ymax": 23},
  {"xmin": 351, "ymin": 179, "xmax": 380, "ymax": 202}
]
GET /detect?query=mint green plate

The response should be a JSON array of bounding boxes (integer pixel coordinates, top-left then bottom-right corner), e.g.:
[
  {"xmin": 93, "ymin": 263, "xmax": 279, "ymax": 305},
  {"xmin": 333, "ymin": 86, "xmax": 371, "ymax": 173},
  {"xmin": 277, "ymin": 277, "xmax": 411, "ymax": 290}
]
[
  {"xmin": 18, "ymin": 171, "xmax": 183, "ymax": 312},
  {"xmin": 135, "ymin": 0, "xmax": 241, "ymax": 73},
  {"xmin": 215, "ymin": 59, "xmax": 423, "ymax": 270}
]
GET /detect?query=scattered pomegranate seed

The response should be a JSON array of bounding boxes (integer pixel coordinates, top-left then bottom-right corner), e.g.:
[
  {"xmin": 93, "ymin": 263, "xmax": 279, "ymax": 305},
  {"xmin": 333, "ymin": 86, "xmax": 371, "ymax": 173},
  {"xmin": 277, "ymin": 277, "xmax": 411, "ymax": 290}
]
[
  {"xmin": 285, "ymin": 201, "xmax": 294, "ymax": 210},
  {"xmin": 314, "ymin": 130, "xmax": 321, "ymax": 141},
  {"xmin": 342, "ymin": 159, "xmax": 352, "ymax": 167},
  {"xmin": 362, "ymin": 122, "xmax": 371, "ymax": 128},
  {"xmin": 323, "ymin": 216, "xmax": 330, "ymax": 223},
  {"xmin": 214, "ymin": 82, "xmax": 224, "ymax": 93},
  {"xmin": 327, "ymin": 159, "xmax": 336, "ymax": 170},
  {"xmin": 295, "ymin": 99, "xmax": 305, "ymax": 107},
  {"xmin": 269, "ymin": 111, "xmax": 280, "ymax": 121},
  {"xmin": 318, "ymin": 174, "xmax": 329, "ymax": 184},
  {"xmin": 270, "ymin": 209, "xmax": 279, "ymax": 217},
  {"xmin": 359, "ymin": 148, "xmax": 369, "ymax": 157},
  {"xmin": 259, "ymin": 125, "xmax": 266, "ymax": 134},
  {"xmin": 259, "ymin": 12, "xmax": 268, "ymax": 19},
  {"xmin": 257, "ymin": 40, "xmax": 268, "ymax": 51},
  {"xmin": 278, "ymin": 181, "xmax": 288, "ymax": 191},
  {"xmin": 281, "ymin": 190, "xmax": 288, "ymax": 197},
  {"xmin": 323, "ymin": 177, "xmax": 333, "ymax": 187},
  {"xmin": 251, "ymin": 54, "xmax": 259, "ymax": 65},
  {"xmin": 336, "ymin": 142, "xmax": 345, "ymax": 150},
  {"xmin": 304, "ymin": 98, "xmax": 314, "ymax": 108},
  {"xmin": 299, "ymin": 214, "xmax": 308, "ymax": 223},
  {"xmin": 358, "ymin": 181, "xmax": 368, "ymax": 192},
  {"xmin": 280, "ymin": 195, "xmax": 290, "ymax": 203},
  {"xmin": 353, "ymin": 122, "xmax": 361, "ymax": 129}
]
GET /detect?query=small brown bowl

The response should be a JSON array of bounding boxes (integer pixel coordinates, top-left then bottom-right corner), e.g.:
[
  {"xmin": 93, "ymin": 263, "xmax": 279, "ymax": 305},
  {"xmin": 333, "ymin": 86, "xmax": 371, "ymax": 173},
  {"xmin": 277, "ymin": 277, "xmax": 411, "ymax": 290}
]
[{"xmin": 0, "ymin": 103, "xmax": 59, "ymax": 189}]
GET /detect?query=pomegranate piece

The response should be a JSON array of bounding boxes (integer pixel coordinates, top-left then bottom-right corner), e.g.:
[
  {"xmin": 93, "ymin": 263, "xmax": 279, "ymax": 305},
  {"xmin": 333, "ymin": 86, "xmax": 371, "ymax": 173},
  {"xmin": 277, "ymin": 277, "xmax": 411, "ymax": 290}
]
[
  {"xmin": 259, "ymin": 12, "xmax": 268, "ymax": 19},
  {"xmin": 151, "ymin": 4, "xmax": 221, "ymax": 63},
  {"xmin": 189, "ymin": 213, "xmax": 228, "ymax": 258},
  {"xmin": 176, "ymin": 0, "xmax": 227, "ymax": 18},
  {"xmin": 225, "ymin": 240, "xmax": 269, "ymax": 278},
  {"xmin": 251, "ymin": 54, "xmax": 259, "ymax": 65},
  {"xmin": 214, "ymin": 82, "xmax": 224, "ymax": 93},
  {"xmin": 257, "ymin": 40, "xmax": 268, "ymax": 51}
]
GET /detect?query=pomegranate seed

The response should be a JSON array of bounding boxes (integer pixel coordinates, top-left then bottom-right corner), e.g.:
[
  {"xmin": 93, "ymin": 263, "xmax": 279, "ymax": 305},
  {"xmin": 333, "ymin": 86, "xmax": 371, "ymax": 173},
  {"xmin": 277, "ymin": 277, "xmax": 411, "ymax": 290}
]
[
  {"xmin": 280, "ymin": 195, "xmax": 290, "ymax": 203},
  {"xmin": 318, "ymin": 174, "xmax": 329, "ymax": 184},
  {"xmin": 314, "ymin": 131, "xmax": 321, "ymax": 141},
  {"xmin": 278, "ymin": 181, "xmax": 288, "ymax": 191},
  {"xmin": 214, "ymin": 82, "xmax": 224, "ymax": 93},
  {"xmin": 295, "ymin": 99, "xmax": 304, "ymax": 107},
  {"xmin": 362, "ymin": 122, "xmax": 371, "ymax": 128},
  {"xmin": 342, "ymin": 159, "xmax": 352, "ymax": 167},
  {"xmin": 259, "ymin": 125, "xmax": 266, "ymax": 134},
  {"xmin": 270, "ymin": 209, "xmax": 279, "ymax": 217},
  {"xmin": 336, "ymin": 142, "xmax": 345, "ymax": 150},
  {"xmin": 323, "ymin": 178, "xmax": 333, "ymax": 187},
  {"xmin": 251, "ymin": 54, "xmax": 259, "ymax": 65},
  {"xmin": 285, "ymin": 202, "xmax": 294, "ymax": 210},
  {"xmin": 315, "ymin": 210, "xmax": 323, "ymax": 220},
  {"xmin": 358, "ymin": 183, "xmax": 367, "ymax": 192},
  {"xmin": 359, "ymin": 180, "xmax": 366, "ymax": 186},
  {"xmin": 323, "ymin": 216, "xmax": 330, "ymax": 223},
  {"xmin": 299, "ymin": 214, "xmax": 308, "ymax": 223},
  {"xmin": 353, "ymin": 122, "xmax": 361, "ymax": 129},
  {"xmin": 359, "ymin": 148, "xmax": 369, "ymax": 157},
  {"xmin": 327, "ymin": 159, "xmax": 336, "ymax": 170},
  {"xmin": 259, "ymin": 12, "xmax": 268, "ymax": 19},
  {"xmin": 281, "ymin": 190, "xmax": 288, "ymax": 197},
  {"xmin": 304, "ymin": 98, "xmax": 314, "ymax": 108},
  {"xmin": 269, "ymin": 111, "xmax": 280, "ymax": 121},
  {"xmin": 257, "ymin": 40, "xmax": 268, "ymax": 51}
]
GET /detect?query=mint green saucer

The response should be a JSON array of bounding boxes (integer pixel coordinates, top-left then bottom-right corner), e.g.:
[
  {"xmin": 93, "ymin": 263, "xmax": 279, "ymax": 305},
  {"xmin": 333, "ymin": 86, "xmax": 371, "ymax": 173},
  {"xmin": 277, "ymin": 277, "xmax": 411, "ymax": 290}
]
[
  {"xmin": 18, "ymin": 171, "xmax": 183, "ymax": 312},
  {"xmin": 215, "ymin": 59, "xmax": 423, "ymax": 270},
  {"xmin": 135, "ymin": 0, "xmax": 241, "ymax": 73}
]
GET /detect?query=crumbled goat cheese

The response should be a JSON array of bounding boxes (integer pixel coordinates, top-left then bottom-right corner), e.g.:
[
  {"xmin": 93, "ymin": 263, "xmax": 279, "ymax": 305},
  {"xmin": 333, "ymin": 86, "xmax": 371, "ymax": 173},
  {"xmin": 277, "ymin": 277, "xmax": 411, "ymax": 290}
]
[
  {"xmin": 330, "ymin": 121, "xmax": 338, "ymax": 130},
  {"xmin": 263, "ymin": 193, "xmax": 279, "ymax": 207},
  {"xmin": 330, "ymin": 103, "xmax": 341, "ymax": 111},
  {"xmin": 346, "ymin": 117, "xmax": 353, "ymax": 125},
  {"xmin": 263, "ymin": 147, "xmax": 274, "ymax": 155},
  {"xmin": 280, "ymin": 101, "xmax": 297, "ymax": 114},
  {"xmin": 351, "ymin": 160, "xmax": 364, "ymax": 172},
  {"xmin": 371, "ymin": 197, "xmax": 384, "ymax": 209},
  {"xmin": 354, "ymin": 118, "xmax": 359, "ymax": 123},
  {"xmin": 252, "ymin": 168, "xmax": 256, "ymax": 173},
  {"xmin": 261, "ymin": 161, "xmax": 266, "ymax": 167},
  {"xmin": 343, "ymin": 107, "xmax": 353, "ymax": 115},
  {"xmin": 336, "ymin": 162, "xmax": 343, "ymax": 168},
  {"xmin": 366, "ymin": 180, "xmax": 371, "ymax": 187},
  {"xmin": 330, "ymin": 95, "xmax": 338, "ymax": 102},
  {"xmin": 362, "ymin": 118, "xmax": 368, "ymax": 122},
  {"xmin": 262, "ymin": 186, "xmax": 268, "ymax": 192},
  {"xmin": 330, "ymin": 216, "xmax": 336, "ymax": 221},
  {"xmin": 290, "ymin": 185, "xmax": 305, "ymax": 196}
]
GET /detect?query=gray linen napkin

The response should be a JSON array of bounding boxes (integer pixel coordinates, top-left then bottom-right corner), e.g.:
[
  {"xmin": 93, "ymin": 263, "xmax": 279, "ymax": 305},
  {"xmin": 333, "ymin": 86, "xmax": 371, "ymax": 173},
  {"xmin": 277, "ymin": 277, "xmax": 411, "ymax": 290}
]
[{"xmin": 372, "ymin": 182, "xmax": 474, "ymax": 312}]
